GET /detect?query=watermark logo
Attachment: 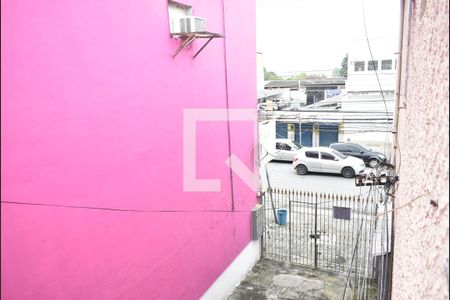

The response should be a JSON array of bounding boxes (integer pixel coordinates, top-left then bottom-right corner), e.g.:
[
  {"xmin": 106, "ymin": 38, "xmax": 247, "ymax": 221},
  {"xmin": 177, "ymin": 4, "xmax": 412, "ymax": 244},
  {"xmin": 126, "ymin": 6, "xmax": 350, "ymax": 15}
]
[{"xmin": 183, "ymin": 109, "xmax": 259, "ymax": 192}]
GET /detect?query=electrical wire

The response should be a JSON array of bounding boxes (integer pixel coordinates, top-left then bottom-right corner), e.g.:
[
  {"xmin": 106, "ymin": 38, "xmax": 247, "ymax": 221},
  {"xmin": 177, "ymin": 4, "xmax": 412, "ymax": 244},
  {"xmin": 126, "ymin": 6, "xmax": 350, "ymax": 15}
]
[
  {"xmin": 339, "ymin": 185, "xmax": 374, "ymax": 299},
  {"xmin": 274, "ymin": 71, "xmax": 398, "ymax": 76},
  {"xmin": 221, "ymin": 0, "xmax": 236, "ymax": 211},
  {"xmin": 360, "ymin": 0, "xmax": 393, "ymax": 158},
  {"xmin": 1, "ymin": 201, "xmax": 252, "ymax": 213},
  {"xmin": 337, "ymin": 159, "xmax": 398, "ymax": 299},
  {"xmin": 264, "ymin": 109, "xmax": 395, "ymax": 114},
  {"xmin": 259, "ymin": 2, "xmax": 402, "ymax": 296}
]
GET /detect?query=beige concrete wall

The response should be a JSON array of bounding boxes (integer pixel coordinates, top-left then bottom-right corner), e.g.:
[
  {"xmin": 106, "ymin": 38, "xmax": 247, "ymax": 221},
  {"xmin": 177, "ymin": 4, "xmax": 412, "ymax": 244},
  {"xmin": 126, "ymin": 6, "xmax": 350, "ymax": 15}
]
[{"xmin": 392, "ymin": 0, "xmax": 449, "ymax": 299}]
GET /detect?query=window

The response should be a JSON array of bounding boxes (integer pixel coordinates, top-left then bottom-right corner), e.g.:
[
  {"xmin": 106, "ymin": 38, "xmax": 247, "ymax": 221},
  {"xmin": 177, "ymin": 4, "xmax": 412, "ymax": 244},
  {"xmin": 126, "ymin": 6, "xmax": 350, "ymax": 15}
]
[
  {"xmin": 381, "ymin": 59, "xmax": 392, "ymax": 70},
  {"xmin": 331, "ymin": 150, "xmax": 346, "ymax": 159},
  {"xmin": 168, "ymin": 1, "xmax": 192, "ymax": 33},
  {"xmin": 321, "ymin": 153, "xmax": 335, "ymax": 160},
  {"xmin": 332, "ymin": 145, "xmax": 344, "ymax": 151},
  {"xmin": 368, "ymin": 60, "xmax": 378, "ymax": 71},
  {"xmin": 276, "ymin": 143, "xmax": 291, "ymax": 151},
  {"xmin": 333, "ymin": 144, "xmax": 350, "ymax": 152},
  {"xmin": 289, "ymin": 143, "xmax": 299, "ymax": 150},
  {"xmin": 354, "ymin": 61, "xmax": 365, "ymax": 72},
  {"xmin": 351, "ymin": 143, "xmax": 369, "ymax": 152},
  {"xmin": 348, "ymin": 146, "xmax": 363, "ymax": 153},
  {"xmin": 292, "ymin": 141, "xmax": 303, "ymax": 149},
  {"xmin": 305, "ymin": 151, "xmax": 319, "ymax": 159},
  {"xmin": 282, "ymin": 144, "xmax": 292, "ymax": 151}
]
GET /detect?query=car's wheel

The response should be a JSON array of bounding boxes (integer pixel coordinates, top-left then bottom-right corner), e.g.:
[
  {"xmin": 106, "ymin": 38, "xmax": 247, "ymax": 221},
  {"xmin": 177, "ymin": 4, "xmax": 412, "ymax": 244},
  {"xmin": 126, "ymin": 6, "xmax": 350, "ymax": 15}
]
[
  {"xmin": 341, "ymin": 167, "xmax": 355, "ymax": 178},
  {"xmin": 368, "ymin": 158, "xmax": 380, "ymax": 168},
  {"xmin": 296, "ymin": 164, "xmax": 308, "ymax": 175}
]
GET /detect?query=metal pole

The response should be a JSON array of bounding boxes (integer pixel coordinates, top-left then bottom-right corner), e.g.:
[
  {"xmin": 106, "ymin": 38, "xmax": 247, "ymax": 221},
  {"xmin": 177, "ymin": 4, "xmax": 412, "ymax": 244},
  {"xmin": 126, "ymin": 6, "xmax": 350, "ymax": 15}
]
[
  {"xmin": 297, "ymin": 114, "xmax": 302, "ymax": 146},
  {"xmin": 354, "ymin": 232, "xmax": 359, "ymax": 299},
  {"xmin": 314, "ymin": 193, "xmax": 318, "ymax": 270},
  {"xmin": 265, "ymin": 165, "xmax": 278, "ymax": 224},
  {"xmin": 387, "ymin": 1, "xmax": 408, "ymax": 298},
  {"xmin": 289, "ymin": 199, "xmax": 292, "ymax": 263}
]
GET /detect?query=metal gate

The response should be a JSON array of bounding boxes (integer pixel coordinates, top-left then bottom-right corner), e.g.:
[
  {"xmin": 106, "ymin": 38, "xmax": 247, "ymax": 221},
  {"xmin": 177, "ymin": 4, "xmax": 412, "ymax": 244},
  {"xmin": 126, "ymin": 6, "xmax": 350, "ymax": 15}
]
[
  {"xmin": 276, "ymin": 122, "xmax": 288, "ymax": 139},
  {"xmin": 300, "ymin": 123, "xmax": 313, "ymax": 147},
  {"xmin": 319, "ymin": 123, "xmax": 339, "ymax": 147},
  {"xmin": 262, "ymin": 188, "xmax": 378, "ymax": 278}
]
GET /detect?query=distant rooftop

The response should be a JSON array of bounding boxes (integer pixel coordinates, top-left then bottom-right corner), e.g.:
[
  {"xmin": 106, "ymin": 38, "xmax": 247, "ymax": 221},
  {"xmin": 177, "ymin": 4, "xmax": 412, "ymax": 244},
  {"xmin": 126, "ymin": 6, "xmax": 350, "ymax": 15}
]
[
  {"xmin": 299, "ymin": 78, "xmax": 346, "ymax": 88},
  {"xmin": 265, "ymin": 80, "xmax": 300, "ymax": 89},
  {"xmin": 257, "ymin": 88, "xmax": 290, "ymax": 99},
  {"xmin": 265, "ymin": 78, "xmax": 346, "ymax": 89}
]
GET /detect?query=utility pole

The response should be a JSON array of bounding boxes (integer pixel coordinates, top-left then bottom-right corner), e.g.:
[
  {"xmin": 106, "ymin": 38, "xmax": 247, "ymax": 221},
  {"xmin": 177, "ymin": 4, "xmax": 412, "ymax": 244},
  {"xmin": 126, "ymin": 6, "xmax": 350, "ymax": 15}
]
[{"xmin": 297, "ymin": 114, "xmax": 302, "ymax": 145}]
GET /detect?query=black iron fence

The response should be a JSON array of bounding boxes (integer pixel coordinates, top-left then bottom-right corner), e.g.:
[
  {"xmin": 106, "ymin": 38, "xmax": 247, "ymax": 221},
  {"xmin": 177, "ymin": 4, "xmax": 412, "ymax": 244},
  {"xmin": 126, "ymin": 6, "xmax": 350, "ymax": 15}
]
[{"xmin": 261, "ymin": 188, "xmax": 378, "ymax": 279}]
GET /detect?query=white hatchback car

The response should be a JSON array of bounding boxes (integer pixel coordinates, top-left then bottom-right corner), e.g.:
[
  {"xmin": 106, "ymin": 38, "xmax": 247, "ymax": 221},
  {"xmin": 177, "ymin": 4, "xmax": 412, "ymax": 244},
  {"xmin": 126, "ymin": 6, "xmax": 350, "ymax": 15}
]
[
  {"xmin": 292, "ymin": 147, "xmax": 366, "ymax": 178},
  {"xmin": 272, "ymin": 139, "xmax": 302, "ymax": 161}
]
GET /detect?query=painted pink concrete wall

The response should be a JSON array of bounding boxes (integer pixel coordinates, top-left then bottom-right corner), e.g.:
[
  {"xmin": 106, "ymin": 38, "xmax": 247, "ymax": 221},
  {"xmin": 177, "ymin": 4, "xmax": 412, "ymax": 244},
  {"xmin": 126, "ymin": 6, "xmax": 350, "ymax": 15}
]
[
  {"xmin": 392, "ymin": 0, "xmax": 449, "ymax": 298},
  {"xmin": 1, "ymin": 0, "xmax": 257, "ymax": 299}
]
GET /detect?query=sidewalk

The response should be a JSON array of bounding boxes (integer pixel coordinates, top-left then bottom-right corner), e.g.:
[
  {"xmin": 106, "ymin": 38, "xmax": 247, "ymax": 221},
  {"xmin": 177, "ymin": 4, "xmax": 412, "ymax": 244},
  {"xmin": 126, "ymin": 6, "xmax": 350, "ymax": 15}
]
[{"xmin": 228, "ymin": 259, "xmax": 343, "ymax": 300}]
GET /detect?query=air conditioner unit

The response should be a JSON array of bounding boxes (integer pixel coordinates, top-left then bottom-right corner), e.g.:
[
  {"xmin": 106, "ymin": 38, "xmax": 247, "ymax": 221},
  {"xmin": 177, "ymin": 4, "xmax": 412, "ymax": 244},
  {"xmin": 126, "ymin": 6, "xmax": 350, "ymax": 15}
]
[{"xmin": 172, "ymin": 16, "xmax": 206, "ymax": 34}]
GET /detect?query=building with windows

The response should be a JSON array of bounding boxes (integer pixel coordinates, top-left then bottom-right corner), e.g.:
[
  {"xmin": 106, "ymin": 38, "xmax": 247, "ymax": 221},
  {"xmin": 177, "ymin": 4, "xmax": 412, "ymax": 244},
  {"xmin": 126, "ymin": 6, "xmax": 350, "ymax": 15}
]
[
  {"xmin": 269, "ymin": 110, "xmax": 342, "ymax": 148},
  {"xmin": 1, "ymin": 1, "xmax": 258, "ymax": 299},
  {"xmin": 262, "ymin": 79, "xmax": 345, "ymax": 110},
  {"xmin": 268, "ymin": 37, "xmax": 398, "ymax": 154},
  {"xmin": 301, "ymin": 79, "xmax": 346, "ymax": 106},
  {"xmin": 263, "ymin": 80, "xmax": 307, "ymax": 109},
  {"xmin": 341, "ymin": 37, "xmax": 398, "ymax": 153}
]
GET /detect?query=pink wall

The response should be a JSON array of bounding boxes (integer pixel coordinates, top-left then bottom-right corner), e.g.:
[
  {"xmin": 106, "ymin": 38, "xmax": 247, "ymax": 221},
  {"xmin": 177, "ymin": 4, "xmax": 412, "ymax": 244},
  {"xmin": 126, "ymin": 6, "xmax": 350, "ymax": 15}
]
[
  {"xmin": 392, "ymin": 0, "xmax": 449, "ymax": 299},
  {"xmin": 1, "ymin": 0, "xmax": 257, "ymax": 299}
]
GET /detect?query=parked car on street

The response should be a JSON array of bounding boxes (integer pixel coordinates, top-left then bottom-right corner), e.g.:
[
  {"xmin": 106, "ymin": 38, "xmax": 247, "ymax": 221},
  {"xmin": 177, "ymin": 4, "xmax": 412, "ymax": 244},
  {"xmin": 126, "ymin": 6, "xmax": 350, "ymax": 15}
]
[
  {"xmin": 292, "ymin": 147, "xmax": 366, "ymax": 178},
  {"xmin": 272, "ymin": 139, "xmax": 302, "ymax": 161},
  {"xmin": 329, "ymin": 143, "xmax": 386, "ymax": 168}
]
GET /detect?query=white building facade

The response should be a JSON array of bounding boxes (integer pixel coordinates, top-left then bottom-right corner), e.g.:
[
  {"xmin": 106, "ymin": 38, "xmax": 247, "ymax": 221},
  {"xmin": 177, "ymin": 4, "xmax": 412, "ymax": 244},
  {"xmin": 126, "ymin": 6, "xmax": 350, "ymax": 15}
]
[{"xmin": 342, "ymin": 37, "xmax": 398, "ymax": 154}]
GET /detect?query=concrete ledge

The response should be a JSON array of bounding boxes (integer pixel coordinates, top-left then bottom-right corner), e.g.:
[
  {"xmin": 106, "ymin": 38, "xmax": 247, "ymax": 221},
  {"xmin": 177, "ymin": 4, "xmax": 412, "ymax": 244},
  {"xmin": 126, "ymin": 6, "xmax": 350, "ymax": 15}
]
[{"xmin": 200, "ymin": 241, "xmax": 261, "ymax": 300}]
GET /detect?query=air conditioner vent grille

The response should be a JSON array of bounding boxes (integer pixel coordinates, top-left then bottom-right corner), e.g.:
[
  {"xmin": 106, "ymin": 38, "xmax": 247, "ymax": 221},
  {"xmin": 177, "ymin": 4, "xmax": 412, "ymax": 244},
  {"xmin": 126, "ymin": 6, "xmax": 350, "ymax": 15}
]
[{"xmin": 175, "ymin": 16, "xmax": 206, "ymax": 34}]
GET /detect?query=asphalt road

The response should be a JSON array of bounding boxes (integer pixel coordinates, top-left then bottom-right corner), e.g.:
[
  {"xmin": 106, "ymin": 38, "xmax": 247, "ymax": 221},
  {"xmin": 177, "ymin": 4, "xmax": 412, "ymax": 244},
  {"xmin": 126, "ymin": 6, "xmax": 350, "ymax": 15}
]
[{"xmin": 262, "ymin": 161, "xmax": 372, "ymax": 196}]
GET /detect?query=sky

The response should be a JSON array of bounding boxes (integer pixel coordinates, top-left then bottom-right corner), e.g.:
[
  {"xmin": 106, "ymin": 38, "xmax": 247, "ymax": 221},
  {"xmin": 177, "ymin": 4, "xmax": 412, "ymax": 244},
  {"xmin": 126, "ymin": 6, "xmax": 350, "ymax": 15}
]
[{"xmin": 256, "ymin": 0, "xmax": 401, "ymax": 76}]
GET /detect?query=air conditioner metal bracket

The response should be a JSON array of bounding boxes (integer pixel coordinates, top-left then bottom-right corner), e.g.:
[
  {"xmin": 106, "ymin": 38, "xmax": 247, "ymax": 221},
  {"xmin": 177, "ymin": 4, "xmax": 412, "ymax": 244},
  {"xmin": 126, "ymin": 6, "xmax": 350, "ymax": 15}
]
[{"xmin": 171, "ymin": 31, "xmax": 224, "ymax": 59}]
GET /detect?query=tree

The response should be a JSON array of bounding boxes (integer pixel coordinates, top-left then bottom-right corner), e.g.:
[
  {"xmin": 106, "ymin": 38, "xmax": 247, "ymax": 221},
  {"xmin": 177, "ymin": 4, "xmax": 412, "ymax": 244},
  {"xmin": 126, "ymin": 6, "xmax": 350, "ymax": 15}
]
[
  {"xmin": 264, "ymin": 68, "xmax": 283, "ymax": 80},
  {"xmin": 305, "ymin": 73, "xmax": 327, "ymax": 79},
  {"xmin": 332, "ymin": 67, "xmax": 341, "ymax": 77},
  {"xmin": 287, "ymin": 72, "xmax": 327, "ymax": 80},
  {"xmin": 339, "ymin": 54, "xmax": 348, "ymax": 78},
  {"xmin": 286, "ymin": 72, "xmax": 308, "ymax": 80},
  {"xmin": 332, "ymin": 55, "xmax": 348, "ymax": 78}
]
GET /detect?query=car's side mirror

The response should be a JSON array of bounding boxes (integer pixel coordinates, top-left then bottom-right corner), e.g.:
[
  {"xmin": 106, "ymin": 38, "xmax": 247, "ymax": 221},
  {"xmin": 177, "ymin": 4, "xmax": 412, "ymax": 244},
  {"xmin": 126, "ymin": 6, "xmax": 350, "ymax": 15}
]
[
  {"xmin": 334, "ymin": 158, "xmax": 339, "ymax": 161},
  {"xmin": 360, "ymin": 151, "xmax": 364, "ymax": 154}
]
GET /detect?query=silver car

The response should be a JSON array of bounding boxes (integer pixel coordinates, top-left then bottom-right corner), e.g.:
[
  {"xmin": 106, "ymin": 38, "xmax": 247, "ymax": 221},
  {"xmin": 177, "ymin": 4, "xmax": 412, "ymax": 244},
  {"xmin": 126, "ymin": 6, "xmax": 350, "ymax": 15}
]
[
  {"xmin": 292, "ymin": 147, "xmax": 366, "ymax": 178},
  {"xmin": 273, "ymin": 139, "xmax": 302, "ymax": 161}
]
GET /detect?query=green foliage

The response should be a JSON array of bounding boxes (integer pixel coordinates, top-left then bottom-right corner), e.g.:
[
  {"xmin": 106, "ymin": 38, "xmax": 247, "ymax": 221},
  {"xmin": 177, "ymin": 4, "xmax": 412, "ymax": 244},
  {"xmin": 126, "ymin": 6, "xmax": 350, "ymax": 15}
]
[
  {"xmin": 264, "ymin": 67, "xmax": 283, "ymax": 80},
  {"xmin": 339, "ymin": 54, "xmax": 348, "ymax": 78},
  {"xmin": 286, "ymin": 72, "xmax": 307, "ymax": 80},
  {"xmin": 264, "ymin": 67, "xmax": 333, "ymax": 81},
  {"xmin": 286, "ymin": 72, "xmax": 327, "ymax": 80},
  {"xmin": 331, "ymin": 54, "xmax": 348, "ymax": 78},
  {"xmin": 332, "ymin": 67, "xmax": 341, "ymax": 77}
]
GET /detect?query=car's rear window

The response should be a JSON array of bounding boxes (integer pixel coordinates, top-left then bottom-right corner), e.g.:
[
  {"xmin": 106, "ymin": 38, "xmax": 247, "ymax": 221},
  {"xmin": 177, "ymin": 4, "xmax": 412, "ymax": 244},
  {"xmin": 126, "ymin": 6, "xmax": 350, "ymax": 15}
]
[{"xmin": 305, "ymin": 151, "xmax": 319, "ymax": 158}]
